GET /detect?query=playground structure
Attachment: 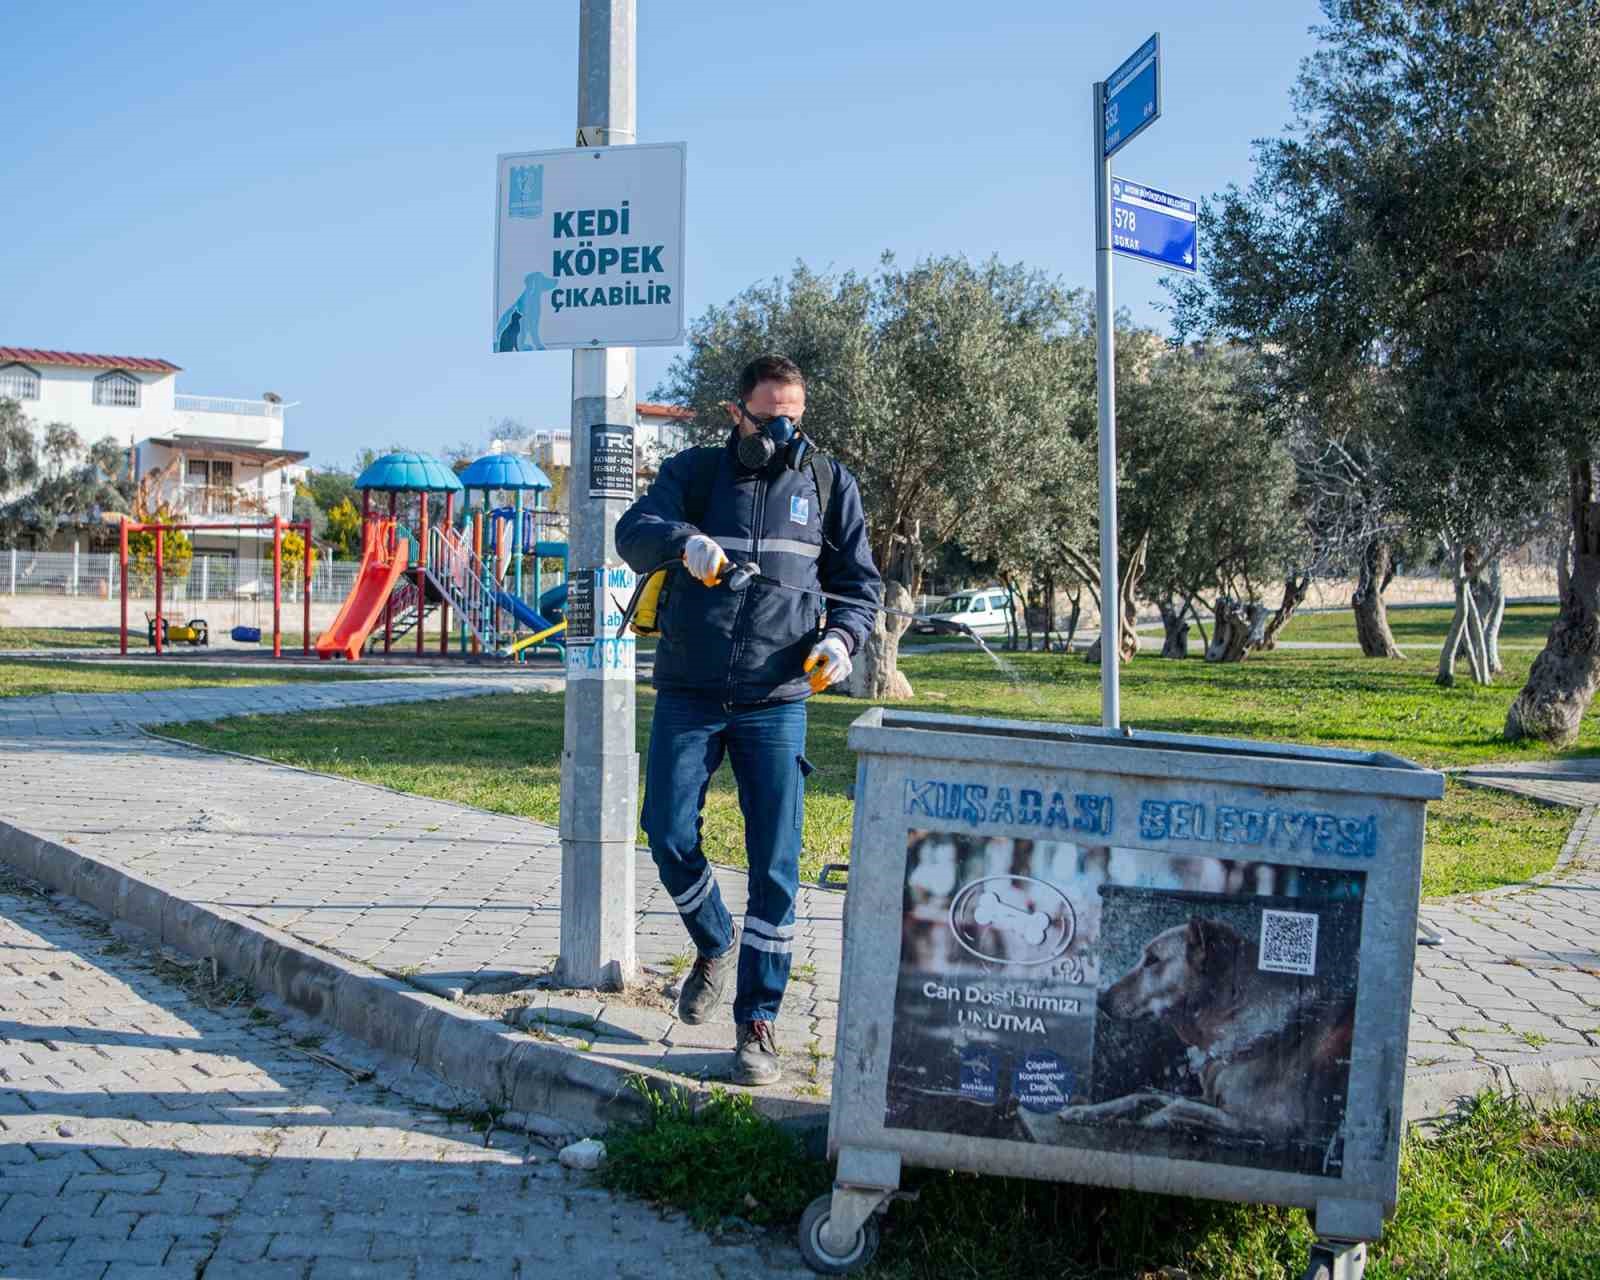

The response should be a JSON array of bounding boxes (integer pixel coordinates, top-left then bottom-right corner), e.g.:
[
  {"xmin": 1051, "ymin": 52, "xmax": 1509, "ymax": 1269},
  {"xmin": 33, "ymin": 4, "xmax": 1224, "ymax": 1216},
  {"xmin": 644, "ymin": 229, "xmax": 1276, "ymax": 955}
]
[
  {"xmin": 458, "ymin": 452, "xmax": 569, "ymax": 659},
  {"xmin": 315, "ymin": 450, "xmax": 569, "ymax": 662},
  {"xmin": 118, "ymin": 516, "xmax": 312, "ymax": 657}
]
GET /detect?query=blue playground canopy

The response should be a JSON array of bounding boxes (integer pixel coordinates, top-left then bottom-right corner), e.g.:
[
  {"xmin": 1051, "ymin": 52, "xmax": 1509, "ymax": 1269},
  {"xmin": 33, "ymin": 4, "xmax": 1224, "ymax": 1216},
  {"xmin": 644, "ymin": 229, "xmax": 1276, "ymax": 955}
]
[
  {"xmin": 458, "ymin": 453, "xmax": 552, "ymax": 492},
  {"xmin": 355, "ymin": 451, "xmax": 464, "ymax": 494}
]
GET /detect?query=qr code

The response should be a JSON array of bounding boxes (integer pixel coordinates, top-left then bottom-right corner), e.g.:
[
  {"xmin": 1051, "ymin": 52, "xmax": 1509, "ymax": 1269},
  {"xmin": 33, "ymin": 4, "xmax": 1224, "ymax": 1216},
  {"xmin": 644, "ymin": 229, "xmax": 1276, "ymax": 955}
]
[{"xmin": 1259, "ymin": 909, "xmax": 1319, "ymax": 976}]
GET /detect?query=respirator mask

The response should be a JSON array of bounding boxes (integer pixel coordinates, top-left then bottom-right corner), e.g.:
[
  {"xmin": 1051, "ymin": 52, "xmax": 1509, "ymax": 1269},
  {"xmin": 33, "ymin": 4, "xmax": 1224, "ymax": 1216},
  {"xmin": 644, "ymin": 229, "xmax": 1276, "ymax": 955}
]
[{"xmin": 735, "ymin": 401, "xmax": 800, "ymax": 471}]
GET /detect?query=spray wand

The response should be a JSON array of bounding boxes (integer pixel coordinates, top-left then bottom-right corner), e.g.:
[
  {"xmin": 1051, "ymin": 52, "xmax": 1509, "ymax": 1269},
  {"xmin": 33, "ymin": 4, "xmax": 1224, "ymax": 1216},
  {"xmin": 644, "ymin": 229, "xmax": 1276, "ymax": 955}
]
[{"xmin": 614, "ymin": 559, "xmax": 981, "ymax": 656}]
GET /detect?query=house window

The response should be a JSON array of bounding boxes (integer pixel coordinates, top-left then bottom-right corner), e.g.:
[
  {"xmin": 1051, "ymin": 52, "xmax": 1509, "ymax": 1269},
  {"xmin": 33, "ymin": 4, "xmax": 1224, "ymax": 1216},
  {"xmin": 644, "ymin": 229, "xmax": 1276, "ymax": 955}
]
[
  {"xmin": 0, "ymin": 363, "xmax": 40, "ymax": 401},
  {"xmin": 93, "ymin": 370, "xmax": 140, "ymax": 407}
]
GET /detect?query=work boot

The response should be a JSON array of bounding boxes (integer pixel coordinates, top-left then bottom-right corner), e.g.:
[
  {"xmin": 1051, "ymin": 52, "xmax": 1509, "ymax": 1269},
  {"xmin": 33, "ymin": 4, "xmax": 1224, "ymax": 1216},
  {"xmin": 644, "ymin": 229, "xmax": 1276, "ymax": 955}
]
[
  {"xmin": 676, "ymin": 932, "xmax": 737, "ymax": 1025},
  {"xmin": 733, "ymin": 1019, "xmax": 781, "ymax": 1086}
]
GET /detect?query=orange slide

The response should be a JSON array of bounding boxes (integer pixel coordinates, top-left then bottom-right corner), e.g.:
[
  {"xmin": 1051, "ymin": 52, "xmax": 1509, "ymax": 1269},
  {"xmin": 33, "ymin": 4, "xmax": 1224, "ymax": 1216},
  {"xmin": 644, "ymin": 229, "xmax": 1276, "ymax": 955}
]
[{"xmin": 315, "ymin": 518, "xmax": 410, "ymax": 661}]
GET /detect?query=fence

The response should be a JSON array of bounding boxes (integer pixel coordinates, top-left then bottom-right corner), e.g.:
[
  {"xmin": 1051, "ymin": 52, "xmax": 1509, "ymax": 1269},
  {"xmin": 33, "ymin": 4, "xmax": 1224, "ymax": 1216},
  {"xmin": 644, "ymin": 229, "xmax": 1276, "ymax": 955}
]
[
  {"xmin": 3, "ymin": 547, "xmax": 566, "ymax": 610},
  {"xmin": 2, "ymin": 548, "xmax": 364, "ymax": 604}
]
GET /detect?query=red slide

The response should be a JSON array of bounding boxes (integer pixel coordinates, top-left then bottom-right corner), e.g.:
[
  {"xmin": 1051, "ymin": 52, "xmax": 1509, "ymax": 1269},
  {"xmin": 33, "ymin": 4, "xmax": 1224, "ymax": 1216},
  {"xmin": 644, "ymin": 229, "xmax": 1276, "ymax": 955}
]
[{"xmin": 315, "ymin": 519, "xmax": 410, "ymax": 661}]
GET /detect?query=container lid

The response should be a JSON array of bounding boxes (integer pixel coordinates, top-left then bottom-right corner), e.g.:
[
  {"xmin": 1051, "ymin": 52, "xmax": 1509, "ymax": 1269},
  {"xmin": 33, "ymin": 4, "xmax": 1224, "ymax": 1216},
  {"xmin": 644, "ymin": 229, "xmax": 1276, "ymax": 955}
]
[{"xmin": 847, "ymin": 708, "xmax": 1445, "ymax": 801}]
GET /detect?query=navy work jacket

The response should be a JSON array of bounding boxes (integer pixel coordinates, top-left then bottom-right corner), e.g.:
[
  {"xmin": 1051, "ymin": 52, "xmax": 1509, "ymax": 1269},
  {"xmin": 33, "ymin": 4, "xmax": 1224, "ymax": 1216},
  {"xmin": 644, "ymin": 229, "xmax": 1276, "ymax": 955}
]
[{"xmin": 616, "ymin": 436, "xmax": 882, "ymax": 704}]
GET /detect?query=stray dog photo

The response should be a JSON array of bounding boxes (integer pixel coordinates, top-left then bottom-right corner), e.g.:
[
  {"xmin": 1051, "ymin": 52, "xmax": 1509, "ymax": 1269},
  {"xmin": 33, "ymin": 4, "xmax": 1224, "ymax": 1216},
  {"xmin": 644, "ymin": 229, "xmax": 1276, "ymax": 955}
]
[
  {"xmin": 1021, "ymin": 886, "xmax": 1363, "ymax": 1177},
  {"xmin": 885, "ymin": 830, "xmax": 1365, "ymax": 1178}
]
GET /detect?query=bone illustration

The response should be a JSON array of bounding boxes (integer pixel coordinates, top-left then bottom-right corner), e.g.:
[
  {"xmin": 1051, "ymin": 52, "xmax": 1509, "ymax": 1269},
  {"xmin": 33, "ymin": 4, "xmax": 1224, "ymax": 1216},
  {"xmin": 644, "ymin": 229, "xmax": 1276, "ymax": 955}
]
[{"xmin": 972, "ymin": 891, "xmax": 1051, "ymax": 945}]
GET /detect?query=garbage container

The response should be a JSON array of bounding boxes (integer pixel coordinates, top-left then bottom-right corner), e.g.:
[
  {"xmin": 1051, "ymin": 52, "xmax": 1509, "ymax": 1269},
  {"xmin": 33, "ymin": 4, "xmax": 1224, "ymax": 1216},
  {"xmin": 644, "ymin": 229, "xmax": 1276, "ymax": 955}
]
[{"xmin": 801, "ymin": 710, "xmax": 1444, "ymax": 1280}]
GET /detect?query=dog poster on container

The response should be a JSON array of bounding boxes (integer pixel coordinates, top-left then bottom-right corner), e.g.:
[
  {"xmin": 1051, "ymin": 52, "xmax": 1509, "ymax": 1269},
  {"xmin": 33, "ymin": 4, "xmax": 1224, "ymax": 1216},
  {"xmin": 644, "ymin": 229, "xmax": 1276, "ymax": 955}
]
[{"xmin": 884, "ymin": 831, "xmax": 1365, "ymax": 1177}]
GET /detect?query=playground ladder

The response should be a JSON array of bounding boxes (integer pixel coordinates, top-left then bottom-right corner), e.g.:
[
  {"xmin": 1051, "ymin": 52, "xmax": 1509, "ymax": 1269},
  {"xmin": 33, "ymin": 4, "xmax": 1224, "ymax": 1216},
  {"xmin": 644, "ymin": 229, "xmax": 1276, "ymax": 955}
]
[
  {"xmin": 424, "ymin": 525, "xmax": 500, "ymax": 651},
  {"xmin": 369, "ymin": 589, "xmax": 437, "ymax": 648}
]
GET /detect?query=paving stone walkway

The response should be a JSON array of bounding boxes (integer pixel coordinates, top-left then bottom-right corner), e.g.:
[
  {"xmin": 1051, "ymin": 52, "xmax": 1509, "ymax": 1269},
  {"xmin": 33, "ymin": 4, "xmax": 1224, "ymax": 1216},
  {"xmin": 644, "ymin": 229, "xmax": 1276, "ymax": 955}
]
[
  {"xmin": 2, "ymin": 678, "xmax": 1598, "ymax": 1111},
  {"xmin": 0, "ymin": 875, "xmax": 809, "ymax": 1279},
  {"xmin": 0, "ymin": 678, "xmax": 841, "ymax": 1096}
]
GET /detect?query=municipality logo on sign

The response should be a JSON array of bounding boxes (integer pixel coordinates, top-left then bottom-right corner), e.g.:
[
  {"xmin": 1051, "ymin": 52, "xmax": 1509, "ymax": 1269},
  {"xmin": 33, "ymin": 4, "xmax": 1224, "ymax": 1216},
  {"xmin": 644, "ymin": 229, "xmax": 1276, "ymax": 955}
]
[{"xmin": 508, "ymin": 165, "xmax": 543, "ymax": 219}]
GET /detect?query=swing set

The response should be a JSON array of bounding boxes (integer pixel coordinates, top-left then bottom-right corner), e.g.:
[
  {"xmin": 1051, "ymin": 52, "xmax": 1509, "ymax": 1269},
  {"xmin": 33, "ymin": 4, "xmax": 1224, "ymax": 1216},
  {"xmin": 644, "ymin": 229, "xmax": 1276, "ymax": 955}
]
[{"xmin": 118, "ymin": 516, "xmax": 313, "ymax": 657}]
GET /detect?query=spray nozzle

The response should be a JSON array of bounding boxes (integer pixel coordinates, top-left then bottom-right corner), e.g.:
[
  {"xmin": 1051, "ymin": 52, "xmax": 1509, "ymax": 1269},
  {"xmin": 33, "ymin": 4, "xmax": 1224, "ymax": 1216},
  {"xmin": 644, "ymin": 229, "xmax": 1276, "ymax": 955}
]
[{"xmin": 719, "ymin": 561, "xmax": 758, "ymax": 592}]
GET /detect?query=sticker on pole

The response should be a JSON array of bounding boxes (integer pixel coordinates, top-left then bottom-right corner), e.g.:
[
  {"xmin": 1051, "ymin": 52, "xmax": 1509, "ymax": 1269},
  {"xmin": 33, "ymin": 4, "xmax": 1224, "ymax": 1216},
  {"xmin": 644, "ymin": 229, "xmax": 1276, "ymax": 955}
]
[
  {"xmin": 1110, "ymin": 178, "xmax": 1198, "ymax": 274},
  {"xmin": 494, "ymin": 142, "xmax": 686, "ymax": 351},
  {"xmin": 588, "ymin": 423, "xmax": 636, "ymax": 498},
  {"xmin": 565, "ymin": 564, "xmax": 637, "ymax": 680}
]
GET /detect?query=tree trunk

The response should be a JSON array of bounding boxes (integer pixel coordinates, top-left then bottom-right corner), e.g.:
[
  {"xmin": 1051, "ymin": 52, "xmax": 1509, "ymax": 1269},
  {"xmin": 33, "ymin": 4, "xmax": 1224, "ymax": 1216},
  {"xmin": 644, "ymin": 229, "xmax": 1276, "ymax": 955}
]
[
  {"xmin": 1205, "ymin": 597, "xmax": 1263, "ymax": 663},
  {"xmin": 849, "ymin": 576, "xmax": 914, "ymax": 700},
  {"xmin": 1351, "ymin": 539, "xmax": 1404, "ymax": 658},
  {"xmin": 1471, "ymin": 559, "xmax": 1506, "ymax": 675},
  {"xmin": 1084, "ymin": 533, "xmax": 1146, "ymax": 666},
  {"xmin": 1158, "ymin": 595, "xmax": 1191, "ymax": 659},
  {"xmin": 1437, "ymin": 541, "xmax": 1493, "ymax": 688},
  {"xmin": 1000, "ymin": 573, "xmax": 1022, "ymax": 651},
  {"xmin": 1507, "ymin": 459, "xmax": 1600, "ymax": 746},
  {"xmin": 1258, "ymin": 574, "xmax": 1310, "ymax": 651},
  {"xmin": 1062, "ymin": 586, "xmax": 1082, "ymax": 653}
]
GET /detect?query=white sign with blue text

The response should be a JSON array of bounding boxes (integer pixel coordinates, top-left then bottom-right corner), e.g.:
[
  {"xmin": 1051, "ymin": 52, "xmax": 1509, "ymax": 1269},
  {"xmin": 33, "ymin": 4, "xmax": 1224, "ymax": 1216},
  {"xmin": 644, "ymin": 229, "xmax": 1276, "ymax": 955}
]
[
  {"xmin": 494, "ymin": 142, "xmax": 686, "ymax": 352},
  {"xmin": 1111, "ymin": 178, "xmax": 1198, "ymax": 274}
]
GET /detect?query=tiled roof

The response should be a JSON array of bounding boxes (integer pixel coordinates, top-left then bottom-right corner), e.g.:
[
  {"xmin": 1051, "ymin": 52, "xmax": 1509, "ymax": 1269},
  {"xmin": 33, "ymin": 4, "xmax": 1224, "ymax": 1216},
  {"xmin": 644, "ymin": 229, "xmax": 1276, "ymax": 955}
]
[
  {"xmin": 636, "ymin": 401, "xmax": 693, "ymax": 420},
  {"xmin": 0, "ymin": 347, "xmax": 181, "ymax": 374}
]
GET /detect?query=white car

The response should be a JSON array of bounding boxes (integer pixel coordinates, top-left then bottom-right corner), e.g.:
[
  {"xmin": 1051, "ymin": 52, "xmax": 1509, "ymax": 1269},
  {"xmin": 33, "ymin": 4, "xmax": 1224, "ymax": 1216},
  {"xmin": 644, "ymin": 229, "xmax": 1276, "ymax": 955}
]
[{"xmin": 913, "ymin": 588, "xmax": 1013, "ymax": 638}]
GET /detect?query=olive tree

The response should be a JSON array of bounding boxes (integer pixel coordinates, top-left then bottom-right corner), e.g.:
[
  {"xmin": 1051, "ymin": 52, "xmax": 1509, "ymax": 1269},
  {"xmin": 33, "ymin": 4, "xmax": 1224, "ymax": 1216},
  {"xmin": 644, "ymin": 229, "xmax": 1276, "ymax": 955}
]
[
  {"xmin": 656, "ymin": 255, "xmax": 1092, "ymax": 697},
  {"xmin": 1173, "ymin": 0, "xmax": 1600, "ymax": 741},
  {"xmin": 0, "ymin": 399, "xmax": 130, "ymax": 549}
]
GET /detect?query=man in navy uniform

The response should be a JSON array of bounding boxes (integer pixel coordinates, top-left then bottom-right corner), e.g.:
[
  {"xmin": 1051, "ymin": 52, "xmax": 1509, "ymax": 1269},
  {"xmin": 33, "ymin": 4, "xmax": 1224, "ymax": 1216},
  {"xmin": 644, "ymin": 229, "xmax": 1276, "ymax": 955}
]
[{"xmin": 617, "ymin": 354, "xmax": 881, "ymax": 1084}]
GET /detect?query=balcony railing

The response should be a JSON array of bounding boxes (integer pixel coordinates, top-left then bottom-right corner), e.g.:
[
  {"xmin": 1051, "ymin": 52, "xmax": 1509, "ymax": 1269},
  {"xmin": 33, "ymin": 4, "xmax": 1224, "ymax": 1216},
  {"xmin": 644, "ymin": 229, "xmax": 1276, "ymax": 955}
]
[
  {"xmin": 172, "ymin": 484, "xmax": 294, "ymax": 520},
  {"xmin": 174, "ymin": 395, "xmax": 283, "ymax": 419}
]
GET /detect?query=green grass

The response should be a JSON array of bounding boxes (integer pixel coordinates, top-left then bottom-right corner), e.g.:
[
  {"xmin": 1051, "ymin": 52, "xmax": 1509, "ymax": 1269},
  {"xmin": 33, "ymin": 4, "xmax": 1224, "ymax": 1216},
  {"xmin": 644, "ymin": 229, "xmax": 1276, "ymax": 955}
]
[
  {"xmin": 0, "ymin": 625, "xmax": 315, "ymax": 652},
  {"xmin": 1268, "ymin": 602, "xmax": 1558, "ymax": 648},
  {"xmin": 0, "ymin": 626, "xmax": 135, "ymax": 650},
  {"xmin": 601, "ymin": 1089, "xmax": 1599, "ymax": 1279},
  {"xmin": 159, "ymin": 646, "xmax": 1581, "ymax": 898},
  {"xmin": 0, "ymin": 658, "xmax": 384, "ymax": 698}
]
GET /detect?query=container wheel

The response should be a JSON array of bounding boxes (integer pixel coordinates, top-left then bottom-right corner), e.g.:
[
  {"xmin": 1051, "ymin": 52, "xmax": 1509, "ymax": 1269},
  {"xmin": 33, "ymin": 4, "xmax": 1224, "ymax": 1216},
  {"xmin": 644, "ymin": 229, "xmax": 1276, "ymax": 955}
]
[
  {"xmin": 1302, "ymin": 1242, "xmax": 1366, "ymax": 1280},
  {"xmin": 797, "ymin": 1194, "xmax": 880, "ymax": 1275}
]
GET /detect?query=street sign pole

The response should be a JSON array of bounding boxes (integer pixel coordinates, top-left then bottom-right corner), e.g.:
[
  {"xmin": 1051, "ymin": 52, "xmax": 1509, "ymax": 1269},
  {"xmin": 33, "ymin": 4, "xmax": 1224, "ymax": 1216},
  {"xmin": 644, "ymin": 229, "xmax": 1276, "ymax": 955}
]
[
  {"xmin": 1093, "ymin": 78, "xmax": 1120, "ymax": 730},
  {"xmin": 559, "ymin": 0, "xmax": 639, "ymax": 989}
]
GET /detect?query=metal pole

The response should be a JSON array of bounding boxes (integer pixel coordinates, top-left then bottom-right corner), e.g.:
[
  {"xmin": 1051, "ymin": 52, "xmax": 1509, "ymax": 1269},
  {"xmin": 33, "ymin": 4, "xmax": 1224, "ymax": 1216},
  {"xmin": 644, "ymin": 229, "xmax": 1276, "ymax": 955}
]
[
  {"xmin": 154, "ymin": 526, "xmax": 164, "ymax": 656},
  {"xmin": 1093, "ymin": 79, "xmax": 1121, "ymax": 730},
  {"xmin": 272, "ymin": 516, "xmax": 283, "ymax": 658},
  {"xmin": 8, "ymin": 547, "xmax": 15, "ymax": 596},
  {"xmin": 118, "ymin": 524, "xmax": 128, "ymax": 655},
  {"xmin": 384, "ymin": 492, "xmax": 396, "ymax": 654},
  {"xmin": 440, "ymin": 491, "xmax": 454, "ymax": 655},
  {"xmin": 416, "ymin": 491, "xmax": 428, "ymax": 658},
  {"xmin": 301, "ymin": 521, "xmax": 312, "ymax": 655},
  {"xmin": 559, "ymin": 0, "xmax": 639, "ymax": 989}
]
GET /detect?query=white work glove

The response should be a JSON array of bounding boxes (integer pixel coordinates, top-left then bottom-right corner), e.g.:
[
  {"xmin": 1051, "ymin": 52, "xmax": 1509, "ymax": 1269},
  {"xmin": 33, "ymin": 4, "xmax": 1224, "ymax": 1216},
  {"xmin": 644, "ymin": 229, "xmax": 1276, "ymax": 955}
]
[
  {"xmin": 682, "ymin": 534, "xmax": 728, "ymax": 587},
  {"xmin": 804, "ymin": 631, "xmax": 853, "ymax": 692}
]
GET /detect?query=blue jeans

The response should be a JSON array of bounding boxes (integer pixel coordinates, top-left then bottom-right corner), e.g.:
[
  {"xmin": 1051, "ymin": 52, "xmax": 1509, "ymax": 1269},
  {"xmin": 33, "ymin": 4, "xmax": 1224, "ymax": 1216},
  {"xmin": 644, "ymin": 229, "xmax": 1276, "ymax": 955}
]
[{"xmin": 641, "ymin": 691, "xmax": 809, "ymax": 1024}]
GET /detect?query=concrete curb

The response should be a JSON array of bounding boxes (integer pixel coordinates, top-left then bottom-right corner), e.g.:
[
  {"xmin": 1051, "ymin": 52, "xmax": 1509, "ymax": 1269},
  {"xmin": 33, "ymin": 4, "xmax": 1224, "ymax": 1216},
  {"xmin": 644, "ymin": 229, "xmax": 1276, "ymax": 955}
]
[{"xmin": 0, "ymin": 817, "xmax": 828, "ymax": 1141}]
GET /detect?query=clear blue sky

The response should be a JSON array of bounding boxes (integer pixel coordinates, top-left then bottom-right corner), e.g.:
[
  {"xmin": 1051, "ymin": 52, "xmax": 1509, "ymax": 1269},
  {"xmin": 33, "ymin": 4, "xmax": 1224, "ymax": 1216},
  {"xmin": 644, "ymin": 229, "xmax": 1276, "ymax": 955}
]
[{"xmin": 1, "ymin": 1, "xmax": 1323, "ymax": 470}]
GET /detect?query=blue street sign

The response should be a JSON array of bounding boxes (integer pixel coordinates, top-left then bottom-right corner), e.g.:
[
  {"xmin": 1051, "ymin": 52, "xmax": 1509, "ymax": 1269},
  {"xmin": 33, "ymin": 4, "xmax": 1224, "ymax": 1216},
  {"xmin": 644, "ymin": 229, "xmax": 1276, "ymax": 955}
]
[
  {"xmin": 1102, "ymin": 33, "xmax": 1160, "ymax": 157},
  {"xmin": 1110, "ymin": 177, "xmax": 1197, "ymax": 274}
]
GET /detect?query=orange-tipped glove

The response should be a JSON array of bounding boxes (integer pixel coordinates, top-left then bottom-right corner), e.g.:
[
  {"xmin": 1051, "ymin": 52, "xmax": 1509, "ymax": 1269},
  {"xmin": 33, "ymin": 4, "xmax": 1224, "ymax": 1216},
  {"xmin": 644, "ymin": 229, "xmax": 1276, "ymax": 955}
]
[
  {"xmin": 682, "ymin": 534, "xmax": 729, "ymax": 587},
  {"xmin": 804, "ymin": 632, "xmax": 853, "ymax": 693}
]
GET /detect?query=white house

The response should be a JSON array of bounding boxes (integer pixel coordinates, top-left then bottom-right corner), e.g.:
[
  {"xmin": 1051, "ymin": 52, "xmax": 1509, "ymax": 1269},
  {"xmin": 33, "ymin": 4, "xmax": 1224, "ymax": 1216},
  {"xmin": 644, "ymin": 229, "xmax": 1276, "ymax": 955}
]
[
  {"xmin": 0, "ymin": 347, "xmax": 307, "ymax": 554},
  {"xmin": 516, "ymin": 401, "xmax": 696, "ymax": 489}
]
